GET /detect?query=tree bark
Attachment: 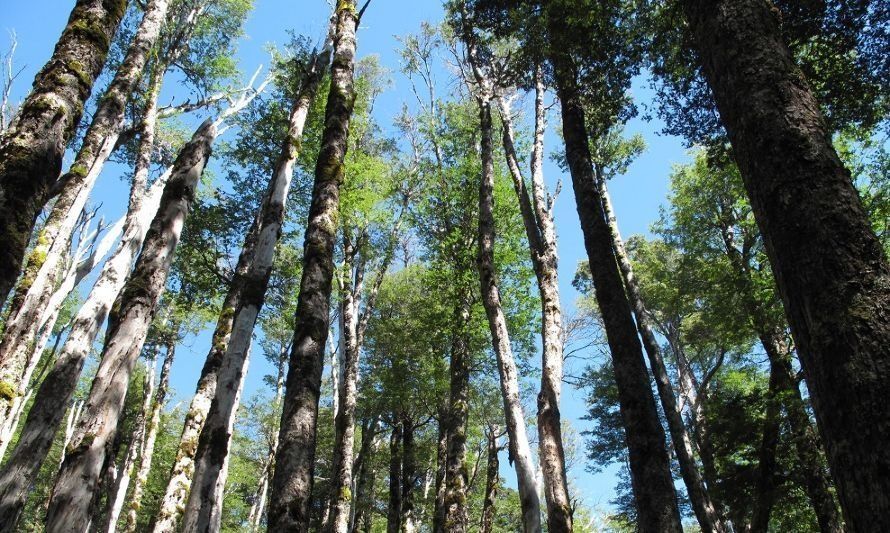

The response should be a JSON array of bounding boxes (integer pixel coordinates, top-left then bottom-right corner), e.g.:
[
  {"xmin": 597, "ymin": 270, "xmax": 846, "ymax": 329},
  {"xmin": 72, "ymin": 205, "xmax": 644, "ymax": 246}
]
[
  {"xmin": 715, "ymin": 201, "xmax": 843, "ymax": 533},
  {"xmin": 400, "ymin": 416, "xmax": 417, "ymax": 533},
  {"xmin": 548, "ymin": 44, "xmax": 682, "ymax": 532},
  {"xmin": 178, "ymin": 44, "xmax": 329, "ymax": 533},
  {"xmin": 480, "ymin": 432, "xmax": 500, "ymax": 533},
  {"xmin": 465, "ymin": 42, "xmax": 542, "ymax": 531},
  {"xmin": 433, "ymin": 406, "xmax": 448, "ymax": 533},
  {"xmin": 104, "ymin": 347, "xmax": 159, "ymax": 533},
  {"xmin": 0, "ymin": 0, "xmax": 169, "ymax": 401},
  {"xmin": 681, "ymin": 2, "xmax": 890, "ymax": 528},
  {"xmin": 441, "ymin": 302, "xmax": 471, "ymax": 533},
  {"xmin": 43, "ymin": 111, "xmax": 222, "ymax": 531},
  {"xmin": 0, "ymin": 134, "xmax": 169, "ymax": 530},
  {"xmin": 598, "ymin": 174, "xmax": 725, "ymax": 533},
  {"xmin": 0, "ymin": 0, "xmax": 128, "ymax": 304},
  {"xmin": 498, "ymin": 73, "xmax": 568, "ymax": 533},
  {"xmin": 750, "ymin": 357, "xmax": 782, "ymax": 533},
  {"xmin": 268, "ymin": 3, "xmax": 358, "ymax": 529},
  {"xmin": 349, "ymin": 417, "xmax": 377, "ymax": 533}
]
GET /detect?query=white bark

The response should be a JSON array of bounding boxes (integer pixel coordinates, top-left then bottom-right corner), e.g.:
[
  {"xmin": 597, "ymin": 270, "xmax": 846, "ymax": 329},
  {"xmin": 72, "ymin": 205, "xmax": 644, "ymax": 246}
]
[{"xmin": 44, "ymin": 77, "xmax": 266, "ymax": 529}]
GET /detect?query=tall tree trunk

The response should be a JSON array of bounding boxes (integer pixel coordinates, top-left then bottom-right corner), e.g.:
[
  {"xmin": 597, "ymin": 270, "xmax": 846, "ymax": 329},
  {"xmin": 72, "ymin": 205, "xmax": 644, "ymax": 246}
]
[
  {"xmin": 43, "ymin": 94, "xmax": 248, "ymax": 528},
  {"xmin": 0, "ymin": 123, "xmax": 169, "ymax": 530},
  {"xmin": 548, "ymin": 43, "xmax": 682, "ymax": 532},
  {"xmin": 268, "ymin": 3, "xmax": 358, "ymax": 530},
  {"xmin": 327, "ymin": 240, "xmax": 363, "ymax": 533},
  {"xmin": 466, "ymin": 50, "xmax": 541, "ymax": 530},
  {"xmin": 597, "ymin": 174, "xmax": 725, "ymax": 533},
  {"xmin": 352, "ymin": 449, "xmax": 377, "ymax": 533},
  {"xmin": 387, "ymin": 421, "xmax": 403, "ymax": 533},
  {"xmin": 0, "ymin": 0, "xmax": 170, "ymax": 406},
  {"xmin": 681, "ymin": 2, "xmax": 890, "ymax": 528},
  {"xmin": 126, "ymin": 339, "xmax": 175, "ymax": 533},
  {"xmin": 178, "ymin": 45, "xmax": 330, "ymax": 533},
  {"xmin": 0, "ymin": 0, "xmax": 128, "ymax": 304},
  {"xmin": 441, "ymin": 302, "xmax": 472, "ymax": 533},
  {"xmin": 497, "ymin": 71, "xmax": 568, "ymax": 532},
  {"xmin": 480, "ymin": 432, "xmax": 500, "ymax": 533},
  {"xmin": 104, "ymin": 347, "xmax": 159, "ymax": 533},
  {"xmin": 351, "ymin": 418, "xmax": 377, "ymax": 533},
  {"xmin": 0, "ymin": 211, "xmax": 123, "ymax": 459}
]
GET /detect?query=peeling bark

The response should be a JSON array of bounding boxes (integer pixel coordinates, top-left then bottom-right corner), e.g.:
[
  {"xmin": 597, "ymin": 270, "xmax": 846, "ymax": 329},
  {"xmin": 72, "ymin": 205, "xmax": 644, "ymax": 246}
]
[
  {"xmin": 387, "ymin": 421, "xmax": 403, "ymax": 533},
  {"xmin": 0, "ymin": 0, "xmax": 128, "ymax": 304},
  {"xmin": 268, "ymin": 2, "xmax": 359, "ymax": 529},
  {"xmin": 681, "ymin": 2, "xmax": 890, "ymax": 528}
]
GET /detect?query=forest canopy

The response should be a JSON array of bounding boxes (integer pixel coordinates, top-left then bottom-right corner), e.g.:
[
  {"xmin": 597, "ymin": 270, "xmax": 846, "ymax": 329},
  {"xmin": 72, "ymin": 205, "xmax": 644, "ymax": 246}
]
[{"xmin": 0, "ymin": 0, "xmax": 887, "ymax": 531}]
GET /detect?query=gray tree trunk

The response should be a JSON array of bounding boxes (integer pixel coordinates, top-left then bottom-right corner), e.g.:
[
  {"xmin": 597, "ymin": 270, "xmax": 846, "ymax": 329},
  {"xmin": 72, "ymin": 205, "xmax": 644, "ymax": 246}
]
[
  {"xmin": 0, "ymin": 0, "xmax": 170, "ymax": 427},
  {"xmin": 126, "ymin": 340, "xmax": 175, "ymax": 533},
  {"xmin": 268, "ymin": 3, "xmax": 358, "ymax": 529},
  {"xmin": 178, "ymin": 43, "xmax": 330, "ymax": 533},
  {"xmin": 0, "ymin": 121, "xmax": 169, "ymax": 530},
  {"xmin": 42, "ymin": 80, "xmax": 264, "ymax": 528},
  {"xmin": 462, "ymin": 32, "xmax": 542, "ymax": 532}
]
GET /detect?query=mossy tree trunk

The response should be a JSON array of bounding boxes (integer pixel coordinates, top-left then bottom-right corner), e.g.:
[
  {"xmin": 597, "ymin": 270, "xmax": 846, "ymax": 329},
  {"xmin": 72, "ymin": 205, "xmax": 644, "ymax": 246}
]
[
  {"xmin": 681, "ymin": 1, "xmax": 890, "ymax": 528},
  {"xmin": 0, "ymin": 0, "xmax": 128, "ymax": 305},
  {"xmin": 0, "ymin": 121, "xmax": 170, "ymax": 531},
  {"xmin": 268, "ymin": 2, "xmax": 359, "ymax": 529},
  {"xmin": 177, "ymin": 43, "xmax": 330, "ymax": 533},
  {"xmin": 43, "ymin": 116, "xmax": 218, "ymax": 532},
  {"xmin": 0, "ymin": 0, "xmax": 169, "ymax": 432}
]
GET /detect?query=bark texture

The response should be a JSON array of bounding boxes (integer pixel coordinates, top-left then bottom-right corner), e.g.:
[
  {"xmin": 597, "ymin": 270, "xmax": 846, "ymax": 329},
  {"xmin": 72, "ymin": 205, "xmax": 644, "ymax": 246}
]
[
  {"xmin": 178, "ymin": 44, "xmax": 329, "ymax": 533},
  {"xmin": 498, "ymin": 71, "xmax": 569, "ymax": 532},
  {"xmin": 0, "ymin": 0, "xmax": 170, "ymax": 456},
  {"xmin": 268, "ymin": 3, "xmax": 358, "ymax": 529},
  {"xmin": 43, "ymin": 117, "xmax": 217, "ymax": 532},
  {"xmin": 480, "ymin": 432, "xmax": 500, "ymax": 533},
  {"xmin": 0, "ymin": 166, "xmax": 168, "ymax": 531},
  {"xmin": 0, "ymin": 0, "xmax": 128, "ymax": 304},
  {"xmin": 598, "ymin": 175, "xmax": 725, "ymax": 533},
  {"xmin": 549, "ymin": 45, "xmax": 682, "ymax": 532},
  {"xmin": 462, "ymin": 32, "xmax": 543, "ymax": 532},
  {"xmin": 440, "ymin": 303, "xmax": 472, "ymax": 533},
  {"xmin": 681, "ymin": 2, "xmax": 890, "ymax": 529}
]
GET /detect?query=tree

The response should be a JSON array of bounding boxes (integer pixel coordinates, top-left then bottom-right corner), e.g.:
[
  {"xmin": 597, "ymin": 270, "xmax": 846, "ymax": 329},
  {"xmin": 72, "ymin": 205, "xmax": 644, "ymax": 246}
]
[
  {"xmin": 542, "ymin": 2, "xmax": 682, "ymax": 529},
  {"xmin": 43, "ymin": 75, "xmax": 266, "ymax": 531},
  {"xmin": 269, "ymin": 2, "xmax": 361, "ymax": 529},
  {"xmin": 677, "ymin": 2, "xmax": 890, "ymax": 527},
  {"xmin": 0, "ymin": 0, "xmax": 129, "ymax": 305}
]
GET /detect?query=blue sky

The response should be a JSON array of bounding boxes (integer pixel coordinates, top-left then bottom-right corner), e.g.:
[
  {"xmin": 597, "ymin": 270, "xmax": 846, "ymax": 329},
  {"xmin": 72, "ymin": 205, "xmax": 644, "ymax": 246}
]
[{"xmin": 2, "ymin": 0, "xmax": 692, "ymax": 516}]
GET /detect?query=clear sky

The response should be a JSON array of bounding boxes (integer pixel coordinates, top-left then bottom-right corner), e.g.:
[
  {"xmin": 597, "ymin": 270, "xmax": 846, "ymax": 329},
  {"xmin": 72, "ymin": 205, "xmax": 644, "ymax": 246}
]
[{"xmin": 1, "ymin": 0, "xmax": 692, "ymax": 516}]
